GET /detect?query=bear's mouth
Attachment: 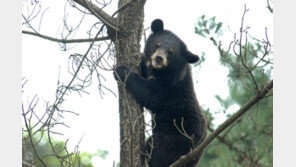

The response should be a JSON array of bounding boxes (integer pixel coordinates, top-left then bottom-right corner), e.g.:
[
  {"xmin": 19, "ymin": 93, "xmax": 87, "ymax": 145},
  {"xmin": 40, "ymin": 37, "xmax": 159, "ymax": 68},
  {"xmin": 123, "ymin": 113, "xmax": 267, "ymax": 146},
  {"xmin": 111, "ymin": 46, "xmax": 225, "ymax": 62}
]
[{"xmin": 151, "ymin": 49, "xmax": 168, "ymax": 69}]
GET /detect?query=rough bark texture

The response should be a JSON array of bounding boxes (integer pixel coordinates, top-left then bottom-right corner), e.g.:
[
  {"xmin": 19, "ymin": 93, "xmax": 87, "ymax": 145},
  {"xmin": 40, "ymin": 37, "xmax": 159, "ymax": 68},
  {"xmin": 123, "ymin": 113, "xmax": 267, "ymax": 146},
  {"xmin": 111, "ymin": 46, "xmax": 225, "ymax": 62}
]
[{"xmin": 112, "ymin": 0, "xmax": 147, "ymax": 166}]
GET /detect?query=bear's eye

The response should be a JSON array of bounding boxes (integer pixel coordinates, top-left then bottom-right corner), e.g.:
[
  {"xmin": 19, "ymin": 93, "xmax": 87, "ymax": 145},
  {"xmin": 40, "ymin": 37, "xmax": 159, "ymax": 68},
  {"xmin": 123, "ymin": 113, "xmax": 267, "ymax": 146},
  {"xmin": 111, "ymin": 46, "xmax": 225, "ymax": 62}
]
[
  {"xmin": 168, "ymin": 49, "xmax": 174, "ymax": 55},
  {"xmin": 155, "ymin": 43, "xmax": 161, "ymax": 48}
]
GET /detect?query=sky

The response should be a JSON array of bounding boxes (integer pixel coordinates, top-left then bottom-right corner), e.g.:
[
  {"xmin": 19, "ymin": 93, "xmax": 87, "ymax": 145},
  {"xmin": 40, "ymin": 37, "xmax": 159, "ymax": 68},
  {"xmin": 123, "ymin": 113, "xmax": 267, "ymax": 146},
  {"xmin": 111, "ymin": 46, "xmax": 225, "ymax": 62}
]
[{"xmin": 22, "ymin": 0, "xmax": 273, "ymax": 166}]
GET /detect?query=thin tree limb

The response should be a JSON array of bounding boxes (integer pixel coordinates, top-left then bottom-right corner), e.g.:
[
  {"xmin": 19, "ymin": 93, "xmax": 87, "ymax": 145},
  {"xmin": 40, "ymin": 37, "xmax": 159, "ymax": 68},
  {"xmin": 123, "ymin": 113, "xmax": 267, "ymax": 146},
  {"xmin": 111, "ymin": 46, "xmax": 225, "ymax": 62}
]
[
  {"xmin": 266, "ymin": 0, "xmax": 273, "ymax": 13},
  {"xmin": 169, "ymin": 80, "xmax": 273, "ymax": 167},
  {"xmin": 44, "ymin": 25, "xmax": 106, "ymax": 148},
  {"xmin": 22, "ymin": 104, "xmax": 48, "ymax": 167},
  {"xmin": 22, "ymin": 30, "xmax": 110, "ymax": 43},
  {"xmin": 73, "ymin": 0, "xmax": 118, "ymax": 31}
]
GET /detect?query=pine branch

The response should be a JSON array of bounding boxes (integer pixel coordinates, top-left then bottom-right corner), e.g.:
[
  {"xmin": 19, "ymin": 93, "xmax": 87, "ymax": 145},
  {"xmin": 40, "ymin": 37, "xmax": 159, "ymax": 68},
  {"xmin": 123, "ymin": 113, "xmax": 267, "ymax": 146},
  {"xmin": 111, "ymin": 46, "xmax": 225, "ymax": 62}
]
[
  {"xmin": 73, "ymin": 0, "xmax": 118, "ymax": 31},
  {"xmin": 22, "ymin": 30, "xmax": 110, "ymax": 43},
  {"xmin": 169, "ymin": 80, "xmax": 273, "ymax": 167}
]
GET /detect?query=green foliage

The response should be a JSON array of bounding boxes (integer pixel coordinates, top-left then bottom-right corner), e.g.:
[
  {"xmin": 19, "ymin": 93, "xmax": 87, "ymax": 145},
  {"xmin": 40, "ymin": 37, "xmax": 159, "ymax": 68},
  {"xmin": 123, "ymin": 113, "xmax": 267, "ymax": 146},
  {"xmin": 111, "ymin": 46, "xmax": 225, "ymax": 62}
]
[
  {"xmin": 193, "ymin": 52, "xmax": 206, "ymax": 69},
  {"xmin": 22, "ymin": 132, "xmax": 108, "ymax": 167},
  {"xmin": 195, "ymin": 15, "xmax": 273, "ymax": 167},
  {"xmin": 195, "ymin": 15, "xmax": 224, "ymax": 38}
]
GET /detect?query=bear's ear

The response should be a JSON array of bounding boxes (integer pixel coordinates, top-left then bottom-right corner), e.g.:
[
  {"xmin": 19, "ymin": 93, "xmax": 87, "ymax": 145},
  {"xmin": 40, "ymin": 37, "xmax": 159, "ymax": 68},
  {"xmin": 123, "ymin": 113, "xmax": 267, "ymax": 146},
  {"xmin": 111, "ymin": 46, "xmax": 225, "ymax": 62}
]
[
  {"xmin": 151, "ymin": 19, "xmax": 164, "ymax": 33},
  {"xmin": 184, "ymin": 50, "xmax": 200, "ymax": 63}
]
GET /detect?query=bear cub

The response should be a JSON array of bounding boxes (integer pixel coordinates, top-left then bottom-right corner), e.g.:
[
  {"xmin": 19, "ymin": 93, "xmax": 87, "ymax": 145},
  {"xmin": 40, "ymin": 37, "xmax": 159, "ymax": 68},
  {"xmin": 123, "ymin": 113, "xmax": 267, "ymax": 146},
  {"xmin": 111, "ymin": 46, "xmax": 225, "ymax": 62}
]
[{"xmin": 114, "ymin": 19, "xmax": 206, "ymax": 167}]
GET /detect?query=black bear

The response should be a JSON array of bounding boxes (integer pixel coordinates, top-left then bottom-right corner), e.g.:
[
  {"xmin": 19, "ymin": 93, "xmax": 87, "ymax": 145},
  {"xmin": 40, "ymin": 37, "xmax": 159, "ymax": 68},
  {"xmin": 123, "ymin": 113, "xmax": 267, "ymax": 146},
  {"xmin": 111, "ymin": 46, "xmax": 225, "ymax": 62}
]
[{"xmin": 114, "ymin": 19, "xmax": 206, "ymax": 167}]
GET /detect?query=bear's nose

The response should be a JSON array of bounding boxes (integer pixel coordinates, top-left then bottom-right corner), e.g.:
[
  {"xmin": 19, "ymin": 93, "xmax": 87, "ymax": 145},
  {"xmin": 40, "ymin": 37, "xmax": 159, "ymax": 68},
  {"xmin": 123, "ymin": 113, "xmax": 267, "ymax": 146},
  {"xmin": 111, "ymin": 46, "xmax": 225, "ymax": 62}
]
[{"xmin": 155, "ymin": 55, "xmax": 163, "ymax": 64}]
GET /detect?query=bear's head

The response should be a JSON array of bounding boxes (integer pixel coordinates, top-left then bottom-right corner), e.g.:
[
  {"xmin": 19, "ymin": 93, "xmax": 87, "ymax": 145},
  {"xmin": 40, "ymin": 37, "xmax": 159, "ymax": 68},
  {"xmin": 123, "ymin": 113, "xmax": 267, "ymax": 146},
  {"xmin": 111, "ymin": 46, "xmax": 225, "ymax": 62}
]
[{"xmin": 144, "ymin": 19, "xmax": 200, "ymax": 71}]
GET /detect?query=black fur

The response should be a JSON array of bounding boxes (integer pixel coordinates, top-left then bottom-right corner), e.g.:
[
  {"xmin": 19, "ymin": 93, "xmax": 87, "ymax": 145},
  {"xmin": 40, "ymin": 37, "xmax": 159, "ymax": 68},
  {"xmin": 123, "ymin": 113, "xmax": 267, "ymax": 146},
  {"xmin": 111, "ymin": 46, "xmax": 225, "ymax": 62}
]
[
  {"xmin": 114, "ymin": 19, "xmax": 206, "ymax": 167},
  {"xmin": 151, "ymin": 19, "xmax": 164, "ymax": 33}
]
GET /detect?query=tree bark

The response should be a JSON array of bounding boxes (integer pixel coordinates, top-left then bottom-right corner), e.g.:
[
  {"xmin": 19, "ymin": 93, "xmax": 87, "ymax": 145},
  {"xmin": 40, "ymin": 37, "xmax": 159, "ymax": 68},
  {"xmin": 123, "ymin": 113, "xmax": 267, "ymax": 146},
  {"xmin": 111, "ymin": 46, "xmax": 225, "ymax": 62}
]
[
  {"xmin": 70, "ymin": 1, "xmax": 147, "ymax": 166},
  {"xmin": 112, "ymin": 0, "xmax": 147, "ymax": 167}
]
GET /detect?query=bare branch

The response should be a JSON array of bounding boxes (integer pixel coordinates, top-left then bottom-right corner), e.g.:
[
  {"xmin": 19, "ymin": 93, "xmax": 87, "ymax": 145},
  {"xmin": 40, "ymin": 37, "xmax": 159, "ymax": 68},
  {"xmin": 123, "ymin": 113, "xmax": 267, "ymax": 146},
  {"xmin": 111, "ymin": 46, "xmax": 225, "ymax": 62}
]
[
  {"xmin": 22, "ymin": 104, "xmax": 48, "ymax": 167},
  {"xmin": 43, "ymin": 27, "xmax": 107, "ymax": 159},
  {"xmin": 169, "ymin": 80, "xmax": 273, "ymax": 167},
  {"xmin": 237, "ymin": 5, "xmax": 260, "ymax": 92},
  {"xmin": 72, "ymin": 0, "xmax": 118, "ymax": 31},
  {"xmin": 173, "ymin": 118, "xmax": 195, "ymax": 147},
  {"xmin": 266, "ymin": 0, "xmax": 273, "ymax": 13},
  {"xmin": 22, "ymin": 30, "xmax": 110, "ymax": 43}
]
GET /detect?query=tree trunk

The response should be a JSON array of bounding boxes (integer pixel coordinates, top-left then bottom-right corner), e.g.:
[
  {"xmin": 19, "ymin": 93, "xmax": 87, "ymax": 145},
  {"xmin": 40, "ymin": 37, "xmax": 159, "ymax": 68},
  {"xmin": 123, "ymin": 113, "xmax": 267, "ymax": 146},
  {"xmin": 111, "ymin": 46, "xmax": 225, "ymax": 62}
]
[{"xmin": 113, "ymin": 0, "xmax": 147, "ymax": 166}]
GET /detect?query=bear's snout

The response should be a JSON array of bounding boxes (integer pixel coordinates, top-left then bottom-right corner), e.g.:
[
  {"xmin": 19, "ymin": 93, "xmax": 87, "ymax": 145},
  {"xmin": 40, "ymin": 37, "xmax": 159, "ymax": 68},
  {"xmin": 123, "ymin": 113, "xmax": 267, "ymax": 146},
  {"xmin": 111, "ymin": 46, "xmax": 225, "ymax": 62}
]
[
  {"xmin": 155, "ymin": 55, "xmax": 164, "ymax": 64},
  {"xmin": 151, "ymin": 49, "xmax": 168, "ymax": 69}
]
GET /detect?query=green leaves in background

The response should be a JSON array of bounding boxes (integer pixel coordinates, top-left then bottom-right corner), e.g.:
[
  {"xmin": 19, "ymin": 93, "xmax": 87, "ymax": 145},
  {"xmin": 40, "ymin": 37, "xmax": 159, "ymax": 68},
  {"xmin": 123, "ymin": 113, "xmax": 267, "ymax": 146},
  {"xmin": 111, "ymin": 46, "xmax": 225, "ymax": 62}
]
[
  {"xmin": 22, "ymin": 132, "xmax": 109, "ymax": 167},
  {"xmin": 195, "ymin": 14, "xmax": 272, "ymax": 167},
  {"xmin": 195, "ymin": 15, "xmax": 224, "ymax": 38}
]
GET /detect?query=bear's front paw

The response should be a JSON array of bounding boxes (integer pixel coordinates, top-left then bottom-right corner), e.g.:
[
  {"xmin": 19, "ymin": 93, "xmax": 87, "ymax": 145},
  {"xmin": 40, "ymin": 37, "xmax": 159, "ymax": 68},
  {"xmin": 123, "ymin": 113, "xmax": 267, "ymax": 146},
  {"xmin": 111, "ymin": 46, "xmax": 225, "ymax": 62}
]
[{"xmin": 114, "ymin": 65, "xmax": 131, "ymax": 82}]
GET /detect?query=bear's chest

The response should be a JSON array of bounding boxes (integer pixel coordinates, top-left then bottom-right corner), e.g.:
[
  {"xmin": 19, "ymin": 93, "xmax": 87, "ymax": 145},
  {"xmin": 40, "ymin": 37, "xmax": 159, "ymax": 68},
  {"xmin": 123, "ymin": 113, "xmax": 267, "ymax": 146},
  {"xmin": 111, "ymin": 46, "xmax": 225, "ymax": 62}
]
[{"xmin": 157, "ymin": 86, "xmax": 192, "ymax": 107}]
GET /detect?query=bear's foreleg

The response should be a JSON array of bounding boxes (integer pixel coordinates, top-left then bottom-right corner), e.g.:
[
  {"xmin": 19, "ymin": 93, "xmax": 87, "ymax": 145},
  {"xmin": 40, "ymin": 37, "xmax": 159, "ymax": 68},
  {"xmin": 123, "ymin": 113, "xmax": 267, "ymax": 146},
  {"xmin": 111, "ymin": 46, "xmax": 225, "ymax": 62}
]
[{"xmin": 114, "ymin": 65, "xmax": 161, "ymax": 111}]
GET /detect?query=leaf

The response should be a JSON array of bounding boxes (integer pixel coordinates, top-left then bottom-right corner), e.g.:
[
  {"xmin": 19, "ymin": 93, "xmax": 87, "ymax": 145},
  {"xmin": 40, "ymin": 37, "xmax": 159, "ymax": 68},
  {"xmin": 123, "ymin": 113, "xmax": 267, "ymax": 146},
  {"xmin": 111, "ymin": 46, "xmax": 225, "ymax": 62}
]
[
  {"xmin": 209, "ymin": 22, "xmax": 216, "ymax": 30},
  {"xmin": 201, "ymin": 15, "xmax": 205, "ymax": 20},
  {"xmin": 215, "ymin": 22, "xmax": 223, "ymax": 33}
]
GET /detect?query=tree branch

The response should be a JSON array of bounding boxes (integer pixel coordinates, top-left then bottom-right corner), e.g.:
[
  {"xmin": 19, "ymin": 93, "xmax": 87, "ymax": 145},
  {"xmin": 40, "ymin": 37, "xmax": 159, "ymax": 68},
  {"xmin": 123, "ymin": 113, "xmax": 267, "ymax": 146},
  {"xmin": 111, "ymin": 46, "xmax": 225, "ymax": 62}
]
[
  {"xmin": 73, "ymin": 0, "xmax": 118, "ymax": 31},
  {"xmin": 169, "ymin": 80, "xmax": 273, "ymax": 167},
  {"xmin": 266, "ymin": 0, "xmax": 273, "ymax": 13},
  {"xmin": 22, "ymin": 30, "xmax": 110, "ymax": 43}
]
